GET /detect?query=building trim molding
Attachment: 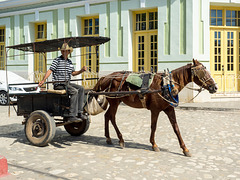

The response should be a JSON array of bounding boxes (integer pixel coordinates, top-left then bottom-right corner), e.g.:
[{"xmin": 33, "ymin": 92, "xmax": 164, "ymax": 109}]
[{"xmin": 0, "ymin": 0, "xmax": 116, "ymax": 18}]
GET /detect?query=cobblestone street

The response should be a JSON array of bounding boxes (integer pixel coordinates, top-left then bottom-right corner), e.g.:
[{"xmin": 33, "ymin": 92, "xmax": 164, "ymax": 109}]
[{"xmin": 0, "ymin": 104, "xmax": 240, "ymax": 180}]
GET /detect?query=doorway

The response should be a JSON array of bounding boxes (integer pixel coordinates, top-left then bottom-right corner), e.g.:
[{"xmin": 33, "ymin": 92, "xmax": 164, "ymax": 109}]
[{"xmin": 133, "ymin": 9, "xmax": 158, "ymax": 73}]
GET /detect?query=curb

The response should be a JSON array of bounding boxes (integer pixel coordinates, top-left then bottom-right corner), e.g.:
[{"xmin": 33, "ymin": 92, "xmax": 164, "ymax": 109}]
[
  {"xmin": 178, "ymin": 106, "xmax": 240, "ymax": 111},
  {"xmin": 0, "ymin": 155, "xmax": 9, "ymax": 178}
]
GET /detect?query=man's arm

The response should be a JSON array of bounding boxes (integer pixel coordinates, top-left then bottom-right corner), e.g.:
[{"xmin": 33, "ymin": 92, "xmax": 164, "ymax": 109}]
[
  {"xmin": 38, "ymin": 69, "xmax": 53, "ymax": 87},
  {"xmin": 72, "ymin": 66, "xmax": 87, "ymax": 76}
]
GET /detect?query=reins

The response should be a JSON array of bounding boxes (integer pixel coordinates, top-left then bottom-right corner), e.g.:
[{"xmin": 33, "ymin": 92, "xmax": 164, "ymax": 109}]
[{"xmin": 92, "ymin": 64, "xmax": 211, "ymax": 107}]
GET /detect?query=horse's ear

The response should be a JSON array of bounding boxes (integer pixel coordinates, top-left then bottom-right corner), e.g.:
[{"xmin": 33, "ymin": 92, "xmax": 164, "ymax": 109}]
[{"xmin": 192, "ymin": 59, "xmax": 198, "ymax": 66}]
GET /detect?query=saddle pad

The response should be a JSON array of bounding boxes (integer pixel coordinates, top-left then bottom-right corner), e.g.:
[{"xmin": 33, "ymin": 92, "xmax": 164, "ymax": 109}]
[{"xmin": 126, "ymin": 73, "xmax": 154, "ymax": 88}]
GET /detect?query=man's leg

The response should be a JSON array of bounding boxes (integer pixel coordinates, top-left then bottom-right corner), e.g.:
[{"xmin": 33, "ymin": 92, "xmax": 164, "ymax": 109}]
[
  {"xmin": 54, "ymin": 84, "xmax": 81, "ymax": 122},
  {"xmin": 66, "ymin": 84, "xmax": 78, "ymax": 117},
  {"xmin": 69, "ymin": 83, "xmax": 87, "ymax": 120},
  {"xmin": 69, "ymin": 83, "xmax": 85, "ymax": 113}
]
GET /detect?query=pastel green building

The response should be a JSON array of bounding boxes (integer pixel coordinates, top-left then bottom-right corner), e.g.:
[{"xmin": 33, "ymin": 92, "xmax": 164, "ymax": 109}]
[{"xmin": 1, "ymin": 0, "xmax": 240, "ymax": 101}]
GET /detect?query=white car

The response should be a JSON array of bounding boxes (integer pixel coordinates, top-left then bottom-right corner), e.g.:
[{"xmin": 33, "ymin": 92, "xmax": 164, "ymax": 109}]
[{"xmin": 0, "ymin": 70, "xmax": 40, "ymax": 105}]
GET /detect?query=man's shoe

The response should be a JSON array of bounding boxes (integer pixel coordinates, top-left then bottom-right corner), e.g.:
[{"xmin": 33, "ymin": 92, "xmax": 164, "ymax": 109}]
[
  {"xmin": 78, "ymin": 113, "xmax": 88, "ymax": 121},
  {"xmin": 67, "ymin": 116, "xmax": 82, "ymax": 123}
]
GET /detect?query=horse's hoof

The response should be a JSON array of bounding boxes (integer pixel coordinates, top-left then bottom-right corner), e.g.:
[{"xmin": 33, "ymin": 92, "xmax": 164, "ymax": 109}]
[
  {"xmin": 106, "ymin": 139, "xmax": 113, "ymax": 145},
  {"xmin": 152, "ymin": 146, "xmax": 160, "ymax": 152},
  {"xmin": 119, "ymin": 141, "xmax": 125, "ymax": 148},
  {"xmin": 183, "ymin": 151, "xmax": 191, "ymax": 157}
]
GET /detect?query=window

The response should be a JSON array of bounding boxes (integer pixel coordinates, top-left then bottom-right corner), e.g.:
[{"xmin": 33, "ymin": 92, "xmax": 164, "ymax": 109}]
[
  {"xmin": 0, "ymin": 28, "xmax": 4, "ymax": 42},
  {"xmin": 214, "ymin": 31, "xmax": 221, "ymax": 71},
  {"xmin": 35, "ymin": 23, "xmax": 47, "ymax": 40},
  {"xmin": 227, "ymin": 32, "xmax": 234, "ymax": 71},
  {"xmin": 136, "ymin": 13, "xmax": 146, "ymax": 31},
  {"xmin": 210, "ymin": 9, "xmax": 223, "ymax": 26},
  {"xmin": 226, "ymin": 10, "xmax": 240, "ymax": 26},
  {"xmin": 149, "ymin": 12, "xmax": 158, "ymax": 30},
  {"xmin": 83, "ymin": 17, "xmax": 99, "ymax": 35},
  {"xmin": 210, "ymin": 8, "xmax": 240, "ymax": 27},
  {"xmin": 150, "ymin": 35, "xmax": 158, "ymax": 72},
  {"xmin": 136, "ymin": 11, "xmax": 158, "ymax": 31},
  {"xmin": 0, "ymin": 27, "xmax": 5, "ymax": 70}
]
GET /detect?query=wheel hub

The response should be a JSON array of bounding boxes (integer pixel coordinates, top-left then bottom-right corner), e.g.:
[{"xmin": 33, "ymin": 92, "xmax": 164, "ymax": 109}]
[
  {"xmin": 32, "ymin": 120, "xmax": 45, "ymax": 137},
  {"xmin": 0, "ymin": 93, "xmax": 7, "ymax": 105}
]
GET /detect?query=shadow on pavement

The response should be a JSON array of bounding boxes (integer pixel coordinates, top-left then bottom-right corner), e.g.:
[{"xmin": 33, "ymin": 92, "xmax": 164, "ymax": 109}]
[
  {"xmin": 0, "ymin": 123, "xmax": 29, "ymax": 145},
  {"xmin": 0, "ymin": 123, "xmax": 183, "ymax": 157},
  {"xmin": 51, "ymin": 130, "xmax": 184, "ymax": 157},
  {"xmin": 8, "ymin": 163, "xmax": 70, "ymax": 180}
]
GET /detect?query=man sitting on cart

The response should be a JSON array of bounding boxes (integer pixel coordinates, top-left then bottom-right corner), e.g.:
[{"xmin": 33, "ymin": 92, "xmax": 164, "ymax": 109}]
[{"xmin": 38, "ymin": 43, "xmax": 88, "ymax": 122}]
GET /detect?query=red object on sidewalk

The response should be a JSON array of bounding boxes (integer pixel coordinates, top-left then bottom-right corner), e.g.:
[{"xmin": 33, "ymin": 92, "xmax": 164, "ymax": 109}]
[{"xmin": 0, "ymin": 155, "xmax": 9, "ymax": 177}]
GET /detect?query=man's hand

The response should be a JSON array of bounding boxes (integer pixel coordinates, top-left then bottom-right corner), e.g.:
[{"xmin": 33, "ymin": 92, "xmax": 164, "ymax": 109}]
[
  {"xmin": 38, "ymin": 80, "xmax": 45, "ymax": 87},
  {"xmin": 38, "ymin": 69, "xmax": 52, "ymax": 86},
  {"xmin": 72, "ymin": 66, "xmax": 88, "ymax": 76},
  {"xmin": 81, "ymin": 66, "xmax": 87, "ymax": 72}
]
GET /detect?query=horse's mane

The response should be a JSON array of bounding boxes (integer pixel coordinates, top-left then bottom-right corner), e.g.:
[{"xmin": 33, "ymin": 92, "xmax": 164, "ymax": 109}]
[
  {"xmin": 171, "ymin": 63, "xmax": 192, "ymax": 73},
  {"xmin": 170, "ymin": 63, "xmax": 192, "ymax": 89}
]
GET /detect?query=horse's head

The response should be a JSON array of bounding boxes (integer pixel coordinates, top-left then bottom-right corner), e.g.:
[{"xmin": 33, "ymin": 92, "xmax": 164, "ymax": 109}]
[{"xmin": 191, "ymin": 59, "xmax": 218, "ymax": 94}]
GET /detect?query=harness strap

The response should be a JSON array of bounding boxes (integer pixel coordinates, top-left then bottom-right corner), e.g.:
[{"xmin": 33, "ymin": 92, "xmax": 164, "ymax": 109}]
[
  {"xmin": 160, "ymin": 70, "xmax": 180, "ymax": 107},
  {"xmin": 138, "ymin": 93, "xmax": 147, "ymax": 108},
  {"xmin": 107, "ymin": 78, "xmax": 114, "ymax": 92},
  {"xmin": 138, "ymin": 73, "xmax": 153, "ymax": 108},
  {"xmin": 168, "ymin": 84, "xmax": 179, "ymax": 107},
  {"xmin": 117, "ymin": 72, "xmax": 128, "ymax": 91}
]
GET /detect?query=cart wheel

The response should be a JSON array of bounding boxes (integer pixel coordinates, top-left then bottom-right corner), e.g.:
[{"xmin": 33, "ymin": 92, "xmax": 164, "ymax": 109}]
[
  {"xmin": 0, "ymin": 91, "xmax": 8, "ymax": 105},
  {"xmin": 25, "ymin": 110, "xmax": 56, "ymax": 146},
  {"xmin": 64, "ymin": 118, "xmax": 90, "ymax": 136}
]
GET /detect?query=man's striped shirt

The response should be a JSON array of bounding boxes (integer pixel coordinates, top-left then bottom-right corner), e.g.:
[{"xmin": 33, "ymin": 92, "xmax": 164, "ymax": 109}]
[{"xmin": 50, "ymin": 55, "xmax": 75, "ymax": 83}]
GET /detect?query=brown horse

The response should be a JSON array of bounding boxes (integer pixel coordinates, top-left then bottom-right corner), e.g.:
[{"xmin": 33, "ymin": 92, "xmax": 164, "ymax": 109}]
[{"xmin": 93, "ymin": 59, "xmax": 217, "ymax": 157}]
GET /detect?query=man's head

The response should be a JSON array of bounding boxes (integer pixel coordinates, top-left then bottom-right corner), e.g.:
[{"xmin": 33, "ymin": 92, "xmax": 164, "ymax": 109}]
[{"xmin": 60, "ymin": 43, "xmax": 73, "ymax": 59}]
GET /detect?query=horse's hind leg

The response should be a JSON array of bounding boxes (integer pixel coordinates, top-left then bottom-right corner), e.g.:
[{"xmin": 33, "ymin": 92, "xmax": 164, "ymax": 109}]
[
  {"xmin": 104, "ymin": 99, "xmax": 124, "ymax": 147},
  {"xmin": 164, "ymin": 106, "xmax": 191, "ymax": 157}
]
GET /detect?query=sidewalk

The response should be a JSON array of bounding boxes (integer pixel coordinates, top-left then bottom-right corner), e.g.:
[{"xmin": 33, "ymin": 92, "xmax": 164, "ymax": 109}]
[{"xmin": 178, "ymin": 100, "xmax": 240, "ymax": 111}]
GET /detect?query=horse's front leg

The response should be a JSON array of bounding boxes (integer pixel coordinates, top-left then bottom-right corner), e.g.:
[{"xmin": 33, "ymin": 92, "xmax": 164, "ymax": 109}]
[
  {"xmin": 150, "ymin": 110, "xmax": 160, "ymax": 152},
  {"xmin": 164, "ymin": 106, "xmax": 191, "ymax": 157},
  {"xmin": 104, "ymin": 108, "xmax": 112, "ymax": 145}
]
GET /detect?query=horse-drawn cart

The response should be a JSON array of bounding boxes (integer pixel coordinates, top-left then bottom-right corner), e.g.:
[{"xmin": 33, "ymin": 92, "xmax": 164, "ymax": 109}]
[
  {"xmin": 6, "ymin": 36, "xmax": 218, "ymax": 157},
  {"xmin": 6, "ymin": 36, "xmax": 110, "ymax": 146}
]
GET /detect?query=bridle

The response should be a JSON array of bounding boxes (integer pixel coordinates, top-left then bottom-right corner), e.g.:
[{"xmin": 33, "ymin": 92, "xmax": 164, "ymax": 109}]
[{"xmin": 191, "ymin": 65, "xmax": 214, "ymax": 88}]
